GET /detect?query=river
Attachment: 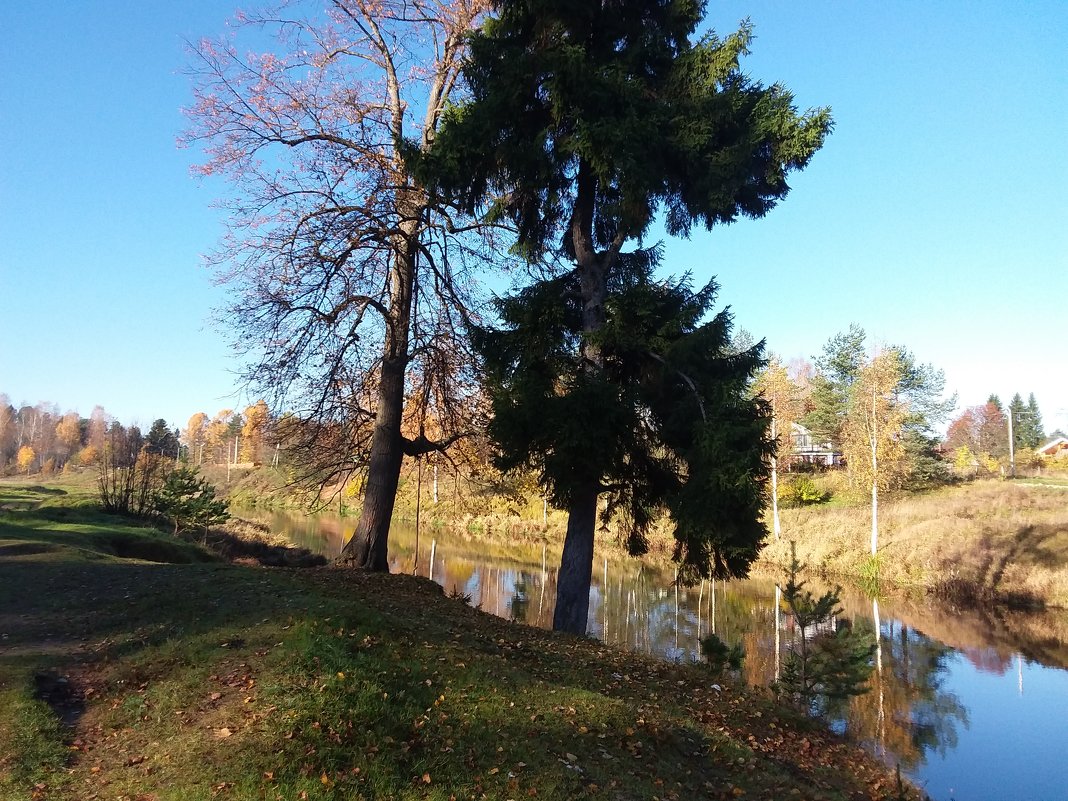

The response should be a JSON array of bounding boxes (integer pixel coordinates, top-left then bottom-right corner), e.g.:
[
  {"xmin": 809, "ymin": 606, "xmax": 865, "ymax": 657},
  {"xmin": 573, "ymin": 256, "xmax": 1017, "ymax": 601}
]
[{"xmin": 242, "ymin": 508, "xmax": 1068, "ymax": 801}]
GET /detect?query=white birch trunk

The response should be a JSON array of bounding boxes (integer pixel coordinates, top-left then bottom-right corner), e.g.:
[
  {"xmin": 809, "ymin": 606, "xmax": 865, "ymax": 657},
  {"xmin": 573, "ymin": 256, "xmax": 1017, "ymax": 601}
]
[
  {"xmin": 870, "ymin": 386, "xmax": 879, "ymax": 556},
  {"xmin": 770, "ymin": 416, "xmax": 781, "ymax": 539},
  {"xmin": 873, "ymin": 598, "xmax": 885, "ymax": 752}
]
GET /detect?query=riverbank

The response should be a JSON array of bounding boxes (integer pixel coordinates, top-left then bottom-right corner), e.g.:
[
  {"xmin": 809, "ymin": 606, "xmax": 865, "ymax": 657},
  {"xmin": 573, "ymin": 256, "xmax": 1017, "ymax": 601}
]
[
  {"xmin": 759, "ymin": 480, "xmax": 1068, "ymax": 609},
  {"xmin": 228, "ymin": 465, "xmax": 1068, "ymax": 609},
  {"xmin": 392, "ymin": 478, "xmax": 1068, "ymax": 611},
  {"xmin": 0, "ymin": 481, "xmax": 917, "ymax": 801}
]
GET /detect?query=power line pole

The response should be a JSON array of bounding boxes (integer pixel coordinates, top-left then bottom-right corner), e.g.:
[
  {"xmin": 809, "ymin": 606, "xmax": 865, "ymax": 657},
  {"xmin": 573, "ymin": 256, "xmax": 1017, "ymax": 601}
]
[{"xmin": 1008, "ymin": 408, "xmax": 1015, "ymax": 478}]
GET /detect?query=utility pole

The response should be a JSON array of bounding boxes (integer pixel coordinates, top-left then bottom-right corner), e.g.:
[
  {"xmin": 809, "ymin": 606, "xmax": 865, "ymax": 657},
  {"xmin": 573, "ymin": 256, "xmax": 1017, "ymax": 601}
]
[{"xmin": 1008, "ymin": 409, "xmax": 1015, "ymax": 478}]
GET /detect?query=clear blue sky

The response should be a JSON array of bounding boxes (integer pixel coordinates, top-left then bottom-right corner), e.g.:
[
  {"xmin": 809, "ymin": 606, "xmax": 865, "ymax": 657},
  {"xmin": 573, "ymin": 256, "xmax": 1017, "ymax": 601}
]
[{"xmin": 2, "ymin": 1, "xmax": 1066, "ymax": 435}]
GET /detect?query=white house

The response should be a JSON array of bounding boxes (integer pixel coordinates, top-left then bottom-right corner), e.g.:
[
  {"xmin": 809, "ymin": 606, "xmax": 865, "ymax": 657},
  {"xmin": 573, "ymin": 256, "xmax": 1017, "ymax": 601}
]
[{"xmin": 789, "ymin": 423, "xmax": 842, "ymax": 467}]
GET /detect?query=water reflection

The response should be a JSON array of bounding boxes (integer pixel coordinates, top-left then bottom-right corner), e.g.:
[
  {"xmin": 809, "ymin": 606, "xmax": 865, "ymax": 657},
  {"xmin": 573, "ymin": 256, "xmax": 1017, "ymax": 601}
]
[{"xmin": 240, "ymin": 508, "xmax": 1068, "ymax": 801}]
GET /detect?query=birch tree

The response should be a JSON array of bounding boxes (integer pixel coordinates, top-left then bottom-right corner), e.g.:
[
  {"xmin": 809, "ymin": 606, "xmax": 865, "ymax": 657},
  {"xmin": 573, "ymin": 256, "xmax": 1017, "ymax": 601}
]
[
  {"xmin": 842, "ymin": 349, "xmax": 907, "ymax": 556},
  {"xmin": 753, "ymin": 357, "xmax": 804, "ymax": 539}
]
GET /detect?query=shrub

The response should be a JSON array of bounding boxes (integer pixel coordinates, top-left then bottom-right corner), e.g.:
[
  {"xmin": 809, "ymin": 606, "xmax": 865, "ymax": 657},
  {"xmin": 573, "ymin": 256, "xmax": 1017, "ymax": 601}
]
[
  {"xmin": 779, "ymin": 475, "xmax": 829, "ymax": 507},
  {"xmin": 776, "ymin": 543, "xmax": 875, "ymax": 718},
  {"xmin": 153, "ymin": 467, "xmax": 230, "ymax": 537},
  {"xmin": 700, "ymin": 633, "xmax": 744, "ymax": 676}
]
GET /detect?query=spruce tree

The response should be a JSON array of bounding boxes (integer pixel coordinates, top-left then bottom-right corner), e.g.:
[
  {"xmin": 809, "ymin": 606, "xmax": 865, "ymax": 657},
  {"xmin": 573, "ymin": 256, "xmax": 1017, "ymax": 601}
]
[
  {"xmin": 778, "ymin": 545, "xmax": 875, "ymax": 717},
  {"xmin": 425, "ymin": 0, "xmax": 831, "ymax": 633},
  {"xmin": 801, "ymin": 324, "xmax": 866, "ymax": 444},
  {"xmin": 1009, "ymin": 393, "xmax": 1028, "ymax": 452},
  {"xmin": 1025, "ymin": 393, "xmax": 1045, "ymax": 448},
  {"xmin": 475, "ymin": 249, "xmax": 772, "ymax": 601}
]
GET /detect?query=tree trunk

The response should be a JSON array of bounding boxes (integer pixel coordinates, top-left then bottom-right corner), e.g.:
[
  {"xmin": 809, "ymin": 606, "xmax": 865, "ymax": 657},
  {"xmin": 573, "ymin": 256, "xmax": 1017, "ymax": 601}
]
[
  {"xmin": 337, "ymin": 353, "xmax": 407, "ymax": 570},
  {"xmin": 553, "ymin": 486, "xmax": 599, "ymax": 634},
  {"xmin": 770, "ymin": 416, "xmax": 781, "ymax": 539},
  {"xmin": 870, "ymin": 387, "xmax": 879, "ymax": 556},
  {"xmin": 870, "ymin": 478, "xmax": 879, "ymax": 556},
  {"xmin": 337, "ymin": 210, "xmax": 418, "ymax": 571},
  {"xmin": 551, "ymin": 159, "xmax": 608, "ymax": 634}
]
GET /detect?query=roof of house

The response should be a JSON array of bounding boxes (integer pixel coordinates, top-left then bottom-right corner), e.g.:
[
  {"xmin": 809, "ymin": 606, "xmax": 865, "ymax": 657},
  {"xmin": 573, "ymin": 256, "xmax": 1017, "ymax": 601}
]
[{"xmin": 1036, "ymin": 437, "xmax": 1068, "ymax": 455}]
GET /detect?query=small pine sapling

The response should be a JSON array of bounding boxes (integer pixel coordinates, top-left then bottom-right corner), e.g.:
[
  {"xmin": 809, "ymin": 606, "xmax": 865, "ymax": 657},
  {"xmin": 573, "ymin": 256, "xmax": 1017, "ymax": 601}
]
[
  {"xmin": 153, "ymin": 467, "xmax": 230, "ymax": 539},
  {"xmin": 700, "ymin": 633, "xmax": 745, "ymax": 677},
  {"xmin": 777, "ymin": 543, "xmax": 875, "ymax": 717}
]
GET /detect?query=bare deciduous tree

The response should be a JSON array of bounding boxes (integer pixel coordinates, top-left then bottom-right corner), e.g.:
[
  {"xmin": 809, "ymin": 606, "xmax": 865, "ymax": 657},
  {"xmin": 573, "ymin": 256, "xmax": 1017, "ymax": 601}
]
[{"xmin": 184, "ymin": 1, "xmax": 494, "ymax": 570}]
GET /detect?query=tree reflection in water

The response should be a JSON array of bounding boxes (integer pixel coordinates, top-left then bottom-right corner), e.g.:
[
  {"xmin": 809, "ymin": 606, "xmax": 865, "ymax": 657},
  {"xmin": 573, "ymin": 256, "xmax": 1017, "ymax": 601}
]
[{"xmin": 847, "ymin": 614, "xmax": 969, "ymax": 767}]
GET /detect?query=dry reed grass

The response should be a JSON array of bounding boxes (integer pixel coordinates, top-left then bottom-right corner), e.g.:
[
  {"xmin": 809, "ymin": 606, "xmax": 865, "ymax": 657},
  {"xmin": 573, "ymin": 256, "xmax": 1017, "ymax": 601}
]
[{"xmin": 759, "ymin": 480, "xmax": 1068, "ymax": 608}]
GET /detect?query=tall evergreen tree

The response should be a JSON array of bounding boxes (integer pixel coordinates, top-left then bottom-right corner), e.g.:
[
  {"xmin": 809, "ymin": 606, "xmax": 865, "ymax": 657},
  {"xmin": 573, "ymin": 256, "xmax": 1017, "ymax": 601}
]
[
  {"xmin": 426, "ymin": 0, "xmax": 831, "ymax": 633},
  {"xmin": 476, "ymin": 249, "xmax": 771, "ymax": 619},
  {"xmin": 145, "ymin": 419, "xmax": 179, "ymax": 458},
  {"xmin": 801, "ymin": 324, "xmax": 866, "ymax": 444},
  {"xmin": 894, "ymin": 347, "xmax": 954, "ymax": 490},
  {"xmin": 1024, "ymin": 393, "xmax": 1045, "ymax": 448},
  {"xmin": 1009, "ymin": 393, "xmax": 1027, "ymax": 452}
]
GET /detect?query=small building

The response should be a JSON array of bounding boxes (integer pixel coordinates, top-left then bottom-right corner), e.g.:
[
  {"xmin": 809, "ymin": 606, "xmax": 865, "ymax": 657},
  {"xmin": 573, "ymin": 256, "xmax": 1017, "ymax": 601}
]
[
  {"xmin": 1036, "ymin": 437, "xmax": 1068, "ymax": 458},
  {"xmin": 789, "ymin": 423, "xmax": 842, "ymax": 467}
]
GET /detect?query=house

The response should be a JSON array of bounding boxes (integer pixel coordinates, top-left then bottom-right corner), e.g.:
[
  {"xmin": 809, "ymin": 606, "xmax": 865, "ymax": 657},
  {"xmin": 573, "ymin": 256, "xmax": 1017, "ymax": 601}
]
[
  {"xmin": 789, "ymin": 423, "xmax": 842, "ymax": 467},
  {"xmin": 1036, "ymin": 437, "xmax": 1068, "ymax": 458}
]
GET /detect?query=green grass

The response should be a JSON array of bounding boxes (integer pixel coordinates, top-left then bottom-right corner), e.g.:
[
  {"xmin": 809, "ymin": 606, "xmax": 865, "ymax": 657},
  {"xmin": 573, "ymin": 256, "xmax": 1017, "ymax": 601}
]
[
  {"xmin": 0, "ymin": 690, "xmax": 70, "ymax": 791},
  {"xmin": 0, "ymin": 478, "xmax": 218, "ymax": 565},
  {"xmin": 1, "ymin": 480, "xmax": 917, "ymax": 801},
  {"xmin": 1016, "ymin": 476, "xmax": 1068, "ymax": 488}
]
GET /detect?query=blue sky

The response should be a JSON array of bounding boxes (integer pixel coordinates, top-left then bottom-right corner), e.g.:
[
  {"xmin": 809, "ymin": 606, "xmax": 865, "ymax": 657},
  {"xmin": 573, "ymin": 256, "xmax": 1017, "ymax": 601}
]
[{"xmin": 2, "ymin": 1, "xmax": 1066, "ymax": 435}]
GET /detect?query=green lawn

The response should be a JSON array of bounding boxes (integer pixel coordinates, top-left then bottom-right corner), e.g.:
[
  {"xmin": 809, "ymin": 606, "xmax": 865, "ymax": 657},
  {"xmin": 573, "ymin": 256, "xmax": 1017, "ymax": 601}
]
[{"xmin": 1, "ymin": 480, "xmax": 916, "ymax": 801}]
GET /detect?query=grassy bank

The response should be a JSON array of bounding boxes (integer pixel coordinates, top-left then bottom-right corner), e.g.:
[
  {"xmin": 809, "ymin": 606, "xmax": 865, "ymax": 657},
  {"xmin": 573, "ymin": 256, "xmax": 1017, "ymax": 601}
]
[
  {"xmin": 759, "ymin": 480, "xmax": 1068, "ymax": 608},
  {"xmin": 393, "ymin": 476, "xmax": 1068, "ymax": 612},
  {"xmin": 0, "ymin": 480, "xmax": 916, "ymax": 801},
  {"xmin": 222, "ymin": 461, "xmax": 1068, "ymax": 609}
]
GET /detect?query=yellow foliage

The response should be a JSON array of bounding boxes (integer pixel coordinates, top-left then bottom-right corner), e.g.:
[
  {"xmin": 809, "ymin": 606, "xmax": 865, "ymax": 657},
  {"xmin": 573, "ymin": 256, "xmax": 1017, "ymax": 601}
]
[
  {"xmin": 841, "ymin": 349, "xmax": 908, "ymax": 493},
  {"xmin": 753, "ymin": 356, "xmax": 804, "ymax": 462},
  {"xmin": 241, "ymin": 400, "xmax": 270, "ymax": 463},
  {"xmin": 78, "ymin": 445, "xmax": 100, "ymax": 465},
  {"xmin": 56, "ymin": 412, "xmax": 82, "ymax": 453},
  {"xmin": 16, "ymin": 445, "xmax": 36, "ymax": 473},
  {"xmin": 953, "ymin": 445, "xmax": 974, "ymax": 473}
]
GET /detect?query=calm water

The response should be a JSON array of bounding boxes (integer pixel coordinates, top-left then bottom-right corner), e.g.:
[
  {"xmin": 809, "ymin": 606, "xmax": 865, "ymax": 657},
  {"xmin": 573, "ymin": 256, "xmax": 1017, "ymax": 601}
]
[{"xmin": 243, "ymin": 508, "xmax": 1068, "ymax": 801}]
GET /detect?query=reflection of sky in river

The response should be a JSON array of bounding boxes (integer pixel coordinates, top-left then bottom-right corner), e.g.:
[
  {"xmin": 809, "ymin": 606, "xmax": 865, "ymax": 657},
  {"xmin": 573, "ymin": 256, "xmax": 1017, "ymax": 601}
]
[
  {"xmin": 240, "ymin": 507, "xmax": 1068, "ymax": 801},
  {"xmin": 913, "ymin": 655, "xmax": 1068, "ymax": 801}
]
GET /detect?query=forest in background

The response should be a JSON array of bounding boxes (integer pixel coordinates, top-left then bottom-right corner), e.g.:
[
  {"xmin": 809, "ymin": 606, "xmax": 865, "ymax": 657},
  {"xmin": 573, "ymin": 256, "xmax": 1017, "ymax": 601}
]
[{"xmin": 4, "ymin": 322, "xmax": 1063, "ymax": 515}]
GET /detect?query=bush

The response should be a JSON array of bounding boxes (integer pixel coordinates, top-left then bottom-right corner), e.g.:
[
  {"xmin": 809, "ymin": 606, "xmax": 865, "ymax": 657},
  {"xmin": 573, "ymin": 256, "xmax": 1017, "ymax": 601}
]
[
  {"xmin": 776, "ymin": 544, "xmax": 875, "ymax": 718},
  {"xmin": 153, "ymin": 467, "xmax": 230, "ymax": 537},
  {"xmin": 700, "ymin": 633, "xmax": 744, "ymax": 676},
  {"xmin": 779, "ymin": 475, "xmax": 829, "ymax": 507}
]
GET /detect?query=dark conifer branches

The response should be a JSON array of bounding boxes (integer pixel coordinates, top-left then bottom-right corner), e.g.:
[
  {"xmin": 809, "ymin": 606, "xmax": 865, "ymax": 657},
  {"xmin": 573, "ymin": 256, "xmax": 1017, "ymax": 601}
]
[
  {"xmin": 429, "ymin": 4, "xmax": 832, "ymax": 255},
  {"xmin": 476, "ymin": 250, "xmax": 773, "ymax": 583},
  {"xmin": 426, "ymin": 0, "xmax": 832, "ymax": 632}
]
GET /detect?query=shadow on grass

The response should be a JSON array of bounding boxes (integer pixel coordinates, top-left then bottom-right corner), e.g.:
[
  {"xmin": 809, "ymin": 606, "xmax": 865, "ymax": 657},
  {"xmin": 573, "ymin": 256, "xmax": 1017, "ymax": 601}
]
[
  {"xmin": 15, "ymin": 485, "xmax": 68, "ymax": 496},
  {"xmin": 0, "ymin": 483, "xmax": 917, "ymax": 801},
  {"xmin": 948, "ymin": 523, "xmax": 1068, "ymax": 608}
]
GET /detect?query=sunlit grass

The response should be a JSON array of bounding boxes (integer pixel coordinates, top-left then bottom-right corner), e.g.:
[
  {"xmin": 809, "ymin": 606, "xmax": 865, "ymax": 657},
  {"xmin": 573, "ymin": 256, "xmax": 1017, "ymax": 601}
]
[
  {"xmin": 0, "ymin": 480, "xmax": 917, "ymax": 800},
  {"xmin": 760, "ymin": 480, "xmax": 1068, "ymax": 607}
]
